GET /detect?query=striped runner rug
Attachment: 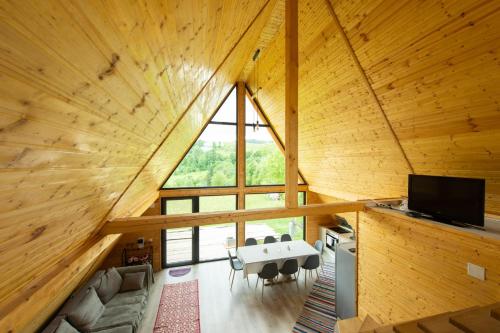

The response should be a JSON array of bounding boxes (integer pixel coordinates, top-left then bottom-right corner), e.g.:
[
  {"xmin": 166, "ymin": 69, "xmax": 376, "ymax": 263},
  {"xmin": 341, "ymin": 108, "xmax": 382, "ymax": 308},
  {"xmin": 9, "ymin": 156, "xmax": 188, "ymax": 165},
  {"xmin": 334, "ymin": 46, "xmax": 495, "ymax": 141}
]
[{"xmin": 292, "ymin": 262, "xmax": 336, "ymax": 333}]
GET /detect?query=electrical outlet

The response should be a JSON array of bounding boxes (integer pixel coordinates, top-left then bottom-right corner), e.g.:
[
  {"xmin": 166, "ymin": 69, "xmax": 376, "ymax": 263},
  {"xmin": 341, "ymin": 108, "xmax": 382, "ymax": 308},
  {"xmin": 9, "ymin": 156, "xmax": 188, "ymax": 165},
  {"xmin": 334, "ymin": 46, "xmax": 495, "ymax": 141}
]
[{"xmin": 467, "ymin": 263, "xmax": 485, "ymax": 280}]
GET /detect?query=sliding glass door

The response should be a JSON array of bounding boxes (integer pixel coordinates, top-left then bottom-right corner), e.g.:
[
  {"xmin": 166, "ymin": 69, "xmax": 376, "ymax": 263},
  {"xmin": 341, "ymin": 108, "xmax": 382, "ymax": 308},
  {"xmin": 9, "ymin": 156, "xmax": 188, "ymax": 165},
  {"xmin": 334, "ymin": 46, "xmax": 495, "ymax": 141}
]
[{"xmin": 161, "ymin": 195, "xmax": 237, "ymax": 268}]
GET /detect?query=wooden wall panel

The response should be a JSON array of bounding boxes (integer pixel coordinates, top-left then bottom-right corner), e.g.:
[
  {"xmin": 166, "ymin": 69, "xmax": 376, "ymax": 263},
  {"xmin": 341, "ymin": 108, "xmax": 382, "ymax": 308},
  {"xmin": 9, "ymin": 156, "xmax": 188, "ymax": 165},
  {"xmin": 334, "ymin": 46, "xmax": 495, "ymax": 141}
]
[
  {"xmin": 332, "ymin": 0, "xmax": 500, "ymax": 214},
  {"xmin": 0, "ymin": 234, "xmax": 120, "ymax": 333},
  {"xmin": 246, "ymin": 0, "xmax": 500, "ymax": 214},
  {"xmin": 0, "ymin": 0, "xmax": 270, "ymax": 331},
  {"xmin": 357, "ymin": 208, "xmax": 500, "ymax": 324},
  {"xmin": 107, "ymin": 0, "xmax": 276, "ymax": 220},
  {"xmin": 246, "ymin": 0, "xmax": 411, "ymax": 203},
  {"xmin": 101, "ymin": 198, "xmax": 162, "ymax": 272}
]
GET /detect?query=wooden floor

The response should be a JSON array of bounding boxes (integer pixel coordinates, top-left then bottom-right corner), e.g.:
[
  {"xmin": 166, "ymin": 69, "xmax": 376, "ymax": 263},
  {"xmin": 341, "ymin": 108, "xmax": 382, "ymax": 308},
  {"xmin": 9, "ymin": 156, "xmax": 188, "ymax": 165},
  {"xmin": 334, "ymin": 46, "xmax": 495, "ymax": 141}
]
[{"xmin": 139, "ymin": 256, "xmax": 330, "ymax": 333}]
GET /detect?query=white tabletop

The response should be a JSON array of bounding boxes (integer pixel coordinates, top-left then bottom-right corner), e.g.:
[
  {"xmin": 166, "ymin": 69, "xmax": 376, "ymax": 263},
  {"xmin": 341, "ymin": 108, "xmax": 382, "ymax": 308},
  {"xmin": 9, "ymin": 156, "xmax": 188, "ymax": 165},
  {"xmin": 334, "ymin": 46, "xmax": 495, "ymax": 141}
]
[{"xmin": 236, "ymin": 240, "xmax": 318, "ymax": 276}]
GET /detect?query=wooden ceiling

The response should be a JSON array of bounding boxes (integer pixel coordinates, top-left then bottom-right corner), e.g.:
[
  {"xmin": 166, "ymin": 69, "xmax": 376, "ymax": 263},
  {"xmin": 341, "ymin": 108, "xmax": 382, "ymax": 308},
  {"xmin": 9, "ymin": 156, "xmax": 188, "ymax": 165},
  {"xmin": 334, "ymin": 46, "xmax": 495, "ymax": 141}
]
[
  {"xmin": 0, "ymin": 0, "xmax": 273, "ymax": 308},
  {"xmin": 1, "ymin": 0, "xmax": 499, "ymax": 327},
  {"xmin": 246, "ymin": 0, "xmax": 500, "ymax": 214}
]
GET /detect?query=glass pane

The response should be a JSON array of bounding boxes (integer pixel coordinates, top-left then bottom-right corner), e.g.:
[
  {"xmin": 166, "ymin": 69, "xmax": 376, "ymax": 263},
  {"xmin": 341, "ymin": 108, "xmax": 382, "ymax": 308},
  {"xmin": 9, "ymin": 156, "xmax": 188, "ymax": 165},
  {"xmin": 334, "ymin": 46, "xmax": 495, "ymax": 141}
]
[
  {"xmin": 212, "ymin": 88, "xmax": 236, "ymax": 123},
  {"xmin": 199, "ymin": 195, "xmax": 237, "ymax": 212},
  {"xmin": 163, "ymin": 123, "xmax": 236, "ymax": 188},
  {"xmin": 165, "ymin": 199, "xmax": 193, "ymax": 265},
  {"xmin": 165, "ymin": 199, "xmax": 192, "ymax": 214},
  {"xmin": 245, "ymin": 95, "xmax": 267, "ymax": 125},
  {"xmin": 199, "ymin": 195, "xmax": 237, "ymax": 261},
  {"xmin": 246, "ymin": 126, "xmax": 285, "ymax": 186},
  {"xmin": 244, "ymin": 192, "xmax": 305, "ymax": 243}
]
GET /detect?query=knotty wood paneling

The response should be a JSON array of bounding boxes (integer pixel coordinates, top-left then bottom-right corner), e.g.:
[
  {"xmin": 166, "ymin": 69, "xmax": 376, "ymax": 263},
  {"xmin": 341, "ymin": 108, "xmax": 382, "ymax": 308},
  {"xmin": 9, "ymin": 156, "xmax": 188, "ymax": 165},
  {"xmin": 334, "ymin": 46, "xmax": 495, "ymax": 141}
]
[
  {"xmin": 101, "ymin": 198, "xmax": 162, "ymax": 272},
  {"xmin": 357, "ymin": 208, "xmax": 500, "ymax": 324},
  {"xmin": 246, "ymin": 0, "xmax": 411, "ymax": 203},
  {"xmin": 0, "ymin": 235, "xmax": 120, "ymax": 333},
  {"xmin": 0, "ymin": 1, "xmax": 271, "ymax": 331},
  {"xmin": 246, "ymin": 0, "xmax": 500, "ymax": 214},
  {"xmin": 107, "ymin": 0, "xmax": 276, "ymax": 220}
]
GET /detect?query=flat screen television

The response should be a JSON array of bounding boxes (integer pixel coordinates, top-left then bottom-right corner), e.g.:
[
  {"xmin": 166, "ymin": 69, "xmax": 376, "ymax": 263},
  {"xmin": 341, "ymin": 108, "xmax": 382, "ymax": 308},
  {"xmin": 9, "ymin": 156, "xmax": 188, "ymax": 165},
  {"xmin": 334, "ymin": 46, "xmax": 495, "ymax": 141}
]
[{"xmin": 408, "ymin": 174, "xmax": 485, "ymax": 227}]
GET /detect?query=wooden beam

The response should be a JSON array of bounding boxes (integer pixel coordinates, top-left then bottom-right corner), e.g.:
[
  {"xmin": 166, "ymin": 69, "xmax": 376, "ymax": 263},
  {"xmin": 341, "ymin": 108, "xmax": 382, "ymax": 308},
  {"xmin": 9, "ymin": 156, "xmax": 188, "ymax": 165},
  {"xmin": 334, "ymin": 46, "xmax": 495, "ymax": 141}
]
[
  {"xmin": 285, "ymin": 0, "xmax": 299, "ymax": 208},
  {"xmin": 237, "ymin": 81, "xmax": 246, "ymax": 246},
  {"xmin": 159, "ymin": 184, "xmax": 308, "ymax": 198},
  {"xmin": 245, "ymin": 86, "xmax": 307, "ymax": 184},
  {"xmin": 101, "ymin": 202, "xmax": 365, "ymax": 234},
  {"xmin": 237, "ymin": 81, "xmax": 246, "ymax": 192}
]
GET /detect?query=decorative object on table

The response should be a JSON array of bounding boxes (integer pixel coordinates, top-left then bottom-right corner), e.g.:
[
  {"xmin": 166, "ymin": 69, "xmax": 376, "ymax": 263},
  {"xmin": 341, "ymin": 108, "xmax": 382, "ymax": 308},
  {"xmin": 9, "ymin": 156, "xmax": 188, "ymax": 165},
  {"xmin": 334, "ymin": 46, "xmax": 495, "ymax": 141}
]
[
  {"xmin": 137, "ymin": 237, "xmax": 144, "ymax": 249},
  {"xmin": 293, "ymin": 262, "xmax": 336, "ymax": 333},
  {"xmin": 168, "ymin": 267, "xmax": 192, "ymax": 277},
  {"xmin": 122, "ymin": 241, "xmax": 153, "ymax": 267},
  {"xmin": 154, "ymin": 280, "xmax": 200, "ymax": 333}
]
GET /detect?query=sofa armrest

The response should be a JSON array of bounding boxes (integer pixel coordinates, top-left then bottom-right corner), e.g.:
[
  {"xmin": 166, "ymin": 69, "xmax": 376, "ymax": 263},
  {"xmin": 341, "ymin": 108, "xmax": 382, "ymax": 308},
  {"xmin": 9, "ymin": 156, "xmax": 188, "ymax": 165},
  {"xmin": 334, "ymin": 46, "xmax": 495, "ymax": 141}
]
[{"xmin": 116, "ymin": 264, "xmax": 154, "ymax": 290}]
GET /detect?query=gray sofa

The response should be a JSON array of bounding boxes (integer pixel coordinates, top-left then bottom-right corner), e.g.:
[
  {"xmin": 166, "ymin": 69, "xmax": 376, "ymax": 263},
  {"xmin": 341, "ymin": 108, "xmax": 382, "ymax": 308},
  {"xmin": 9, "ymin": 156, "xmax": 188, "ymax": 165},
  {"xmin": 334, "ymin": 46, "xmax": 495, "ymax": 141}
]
[{"xmin": 42, "ymin": 264, "xmax": 153, "ymax": 333}]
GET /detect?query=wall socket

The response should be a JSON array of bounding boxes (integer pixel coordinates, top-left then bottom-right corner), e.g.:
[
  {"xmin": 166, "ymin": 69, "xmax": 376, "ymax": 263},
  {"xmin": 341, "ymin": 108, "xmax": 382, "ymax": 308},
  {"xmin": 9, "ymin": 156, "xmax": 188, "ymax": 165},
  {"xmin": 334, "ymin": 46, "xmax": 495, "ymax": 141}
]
[{"xmin": 467, "ymin": 263, "xmax": 485, "ymax": 280}]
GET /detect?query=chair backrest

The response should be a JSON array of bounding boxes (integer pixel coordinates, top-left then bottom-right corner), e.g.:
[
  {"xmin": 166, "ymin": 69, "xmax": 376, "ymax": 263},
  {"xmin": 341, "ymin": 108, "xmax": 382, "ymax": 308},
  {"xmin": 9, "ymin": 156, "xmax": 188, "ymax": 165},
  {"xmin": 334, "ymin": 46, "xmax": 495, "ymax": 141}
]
[
  {"xmin": 245, "ymin": 238, "xmax": 258, "ymax": 246},
  {"xmin": 302, "ymin": 254, "xmax": 320, "ymax": 270},
  {"xmin": 280, "ymin": 234, "xmax": 292, "ymax": 242},
  {"xmin": 314, "ymin": 239, "xmax": 324, "ymax": 253},
  {"xmin": 227, "ymin": 250, "xmax": 235, "ymax": 269},
  {"xmin": 264, "ymin": 236, "xmax": 276, "ymax": 244},
  {"xmin": 258, "ymin": 262, "xmax": 279, "ymax": 279},
  {"xmin": 279, "ymin": 259, "xmax": 298, "ymax": 275}
]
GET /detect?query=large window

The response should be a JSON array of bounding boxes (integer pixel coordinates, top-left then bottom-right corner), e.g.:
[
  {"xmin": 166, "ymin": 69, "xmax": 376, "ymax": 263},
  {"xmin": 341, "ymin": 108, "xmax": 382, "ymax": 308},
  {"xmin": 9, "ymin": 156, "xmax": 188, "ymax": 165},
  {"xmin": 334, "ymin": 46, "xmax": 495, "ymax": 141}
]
[
  {"xmin": 244, "ymin": 192, "xmax": 306, "ymax": 243},
  {"xmin": 163, "ymin": 88, "xmax": 237, "ymax": 188},
  {"xmin": 162, "ymin": 195, "xmax": 237, "ymax": 267},
  {"xmin": 199, "ymin": 196, "xmax": 237, "ymax": 261}
]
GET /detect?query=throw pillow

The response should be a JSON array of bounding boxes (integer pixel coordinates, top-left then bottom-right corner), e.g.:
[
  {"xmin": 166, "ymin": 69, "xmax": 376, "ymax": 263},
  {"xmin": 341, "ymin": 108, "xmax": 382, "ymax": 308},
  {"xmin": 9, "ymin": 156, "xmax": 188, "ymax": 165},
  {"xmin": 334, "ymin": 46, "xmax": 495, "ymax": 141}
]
[
  {"xmin": 96, "ymin": 267, "xmax": 123, "ymax": 303},
  {"xmin": 54, "ymin": 319, "xmax": 79, "ymax": 333},
  {"xmin": 120, "ymin": 271, "xmax": 145, "ymax": 292},
  {"xmin": 67, "ymin": 287, "xmax": 104, "ymax": 331}
]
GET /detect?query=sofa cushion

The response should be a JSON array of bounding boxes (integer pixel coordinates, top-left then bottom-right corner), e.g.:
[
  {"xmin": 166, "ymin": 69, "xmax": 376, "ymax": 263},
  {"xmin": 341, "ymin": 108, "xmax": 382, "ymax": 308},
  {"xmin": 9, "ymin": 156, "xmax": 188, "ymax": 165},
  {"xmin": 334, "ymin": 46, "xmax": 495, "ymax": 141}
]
[
  {"xmin": 41, "ymin": 315, "xmax": 67, "ymax": 333},
  {"xmin": 97, "ymin": 267, "xmax": 123, "ymax": 304},
  {"xmin": 60, "ymin": 270, "xmax": 105, "ymax": 316},
  {"xmin": 54, "ymin": 319, "xmax": 79, "ymax": 333},
  {"xmin": 89, "ymin": 304, "xmax": 142, "ymax": 332},
  {"xmin": 67, "ymin": 287, "xmax": 105, "ymax": 331},
  {"xmin": 119, "ymin": 272, "xmax": 145, "ymax": 292},
  {"xmin": 92, "ymin": 326, "xmax": 133, "ymax": 333},
  {"xmin": 106, "ymin": 292, "xmax": 146, "ymax": 308}
]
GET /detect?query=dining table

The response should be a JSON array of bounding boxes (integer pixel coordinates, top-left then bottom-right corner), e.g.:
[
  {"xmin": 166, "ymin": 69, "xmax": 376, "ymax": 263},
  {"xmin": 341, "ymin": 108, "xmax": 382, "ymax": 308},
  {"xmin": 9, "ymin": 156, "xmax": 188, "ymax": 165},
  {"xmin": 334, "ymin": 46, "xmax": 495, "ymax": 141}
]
[{"xmin": 236, "ymin": 240, "xmax": 319, "ymax": 278}]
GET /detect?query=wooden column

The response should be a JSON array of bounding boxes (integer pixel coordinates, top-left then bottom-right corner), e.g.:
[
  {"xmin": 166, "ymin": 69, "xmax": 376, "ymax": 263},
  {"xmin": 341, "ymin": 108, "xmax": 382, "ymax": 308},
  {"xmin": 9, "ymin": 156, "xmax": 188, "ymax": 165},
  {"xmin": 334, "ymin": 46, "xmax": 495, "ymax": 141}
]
[
  {"xmin": 285, "ymin": 0, "xmax": 299, "ymax": 208},
  {"xmin": 236, "ymin": 82, "xmax": 246, "ymax": 246}
]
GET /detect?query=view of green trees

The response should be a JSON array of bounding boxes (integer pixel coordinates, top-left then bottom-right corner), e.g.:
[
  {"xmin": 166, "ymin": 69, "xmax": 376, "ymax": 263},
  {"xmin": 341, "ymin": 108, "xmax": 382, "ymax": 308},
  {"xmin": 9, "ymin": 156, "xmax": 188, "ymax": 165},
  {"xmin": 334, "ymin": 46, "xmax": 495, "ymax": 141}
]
[
  {"xmin": 164, "ymin": 140, "xmax": 237, "ymax": 188},
  {"xmin": 163, "ymin": 138, "xmax": 285, "ymax": 188},
  {"xmin": 246, "ymin": 139, "xmax": 285, "ymax": 185}
]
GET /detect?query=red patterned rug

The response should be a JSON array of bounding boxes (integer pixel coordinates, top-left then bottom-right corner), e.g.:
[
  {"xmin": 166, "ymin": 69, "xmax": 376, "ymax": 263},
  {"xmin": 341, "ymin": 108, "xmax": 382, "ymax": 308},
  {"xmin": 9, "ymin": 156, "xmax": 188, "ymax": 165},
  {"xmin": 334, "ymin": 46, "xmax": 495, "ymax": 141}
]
[{"xmin": 154, "ymin": 280, "xmax": 200, "ymax": 333}]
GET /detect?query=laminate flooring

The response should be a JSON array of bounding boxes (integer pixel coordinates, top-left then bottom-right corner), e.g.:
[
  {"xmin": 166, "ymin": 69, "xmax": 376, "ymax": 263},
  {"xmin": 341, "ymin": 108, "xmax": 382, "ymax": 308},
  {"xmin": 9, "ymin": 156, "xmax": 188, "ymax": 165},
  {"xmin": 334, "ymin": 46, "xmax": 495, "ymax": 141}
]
[{"xmin": 139, "ymin": 258, "xmax": 329, "ymax": 333}]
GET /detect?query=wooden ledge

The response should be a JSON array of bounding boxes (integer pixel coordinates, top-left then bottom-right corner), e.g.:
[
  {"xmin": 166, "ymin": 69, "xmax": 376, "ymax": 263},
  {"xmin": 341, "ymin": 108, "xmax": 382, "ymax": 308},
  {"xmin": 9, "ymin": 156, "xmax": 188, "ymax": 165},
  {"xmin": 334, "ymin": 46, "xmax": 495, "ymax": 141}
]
[{"xmin": 101, "ymin": 201, "xmax": 365, "ymax": 234}]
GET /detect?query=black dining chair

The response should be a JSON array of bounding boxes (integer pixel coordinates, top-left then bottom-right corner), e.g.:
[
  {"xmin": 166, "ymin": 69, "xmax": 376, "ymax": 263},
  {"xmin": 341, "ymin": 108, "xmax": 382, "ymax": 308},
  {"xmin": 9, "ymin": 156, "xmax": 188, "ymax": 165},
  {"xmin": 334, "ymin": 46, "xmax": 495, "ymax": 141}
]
[
  {"xmin": 227, "ymin": 250, "xmax": 248, "ymax": 290},
  {"xmin": 245, "ymin": 237, "xmax": 258, "ymax": 246},
  {"xmin": 299, "ymin": 254, "xmax": 320, "ymax": 287},
  {"xmin": 280, "ymin": 234, "xmax": 292, "ymax": 242},
  {"xmin": 279, "ymin": 259, "xmax": 299, "ymax": 291},
  {"xmin": 264, "ymin": 236, "xmax": 276, "ymax": 244},
  {"xmin": 256, "ymin": 262, "xmax": 279, "ymax": 301}
]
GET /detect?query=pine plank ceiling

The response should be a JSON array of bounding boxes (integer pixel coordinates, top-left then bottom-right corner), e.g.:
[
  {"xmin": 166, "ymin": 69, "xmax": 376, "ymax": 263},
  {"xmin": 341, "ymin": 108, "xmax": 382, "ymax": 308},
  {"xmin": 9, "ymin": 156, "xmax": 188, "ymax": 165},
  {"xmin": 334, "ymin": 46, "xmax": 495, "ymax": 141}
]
[
  {"xmin": 0, "ymin": 0, "xmax": 499, "ymax": 314},
  {"xmin": 0, "ymin": 0, "xmax": 274, "ymax": 305},
  {"xmin": 246, "ymin": 0, "xmax": 500, "ymax": 215}
]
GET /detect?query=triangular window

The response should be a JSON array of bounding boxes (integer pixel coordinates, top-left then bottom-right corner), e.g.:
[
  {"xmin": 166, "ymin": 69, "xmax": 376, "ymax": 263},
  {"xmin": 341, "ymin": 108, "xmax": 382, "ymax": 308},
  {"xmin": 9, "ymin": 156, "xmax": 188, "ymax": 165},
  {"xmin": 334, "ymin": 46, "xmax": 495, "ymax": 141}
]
[
  {"xmin": 162, "ymin": 88, "xmax": 237, "ymax": 188},
  {"xmin": 162, "ymin": 86, "xmax": 305, "ymax": 189}
]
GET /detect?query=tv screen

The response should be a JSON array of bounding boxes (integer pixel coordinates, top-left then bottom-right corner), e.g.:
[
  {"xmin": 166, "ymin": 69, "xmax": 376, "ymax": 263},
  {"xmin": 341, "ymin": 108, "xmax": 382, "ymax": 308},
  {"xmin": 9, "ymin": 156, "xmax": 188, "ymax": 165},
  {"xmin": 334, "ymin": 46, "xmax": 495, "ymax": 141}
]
[{"xmin": 408, "ymin": 174, "xmax": 485, "ymax": 227}]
